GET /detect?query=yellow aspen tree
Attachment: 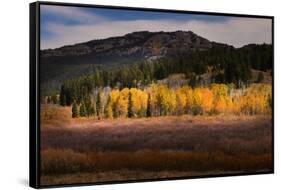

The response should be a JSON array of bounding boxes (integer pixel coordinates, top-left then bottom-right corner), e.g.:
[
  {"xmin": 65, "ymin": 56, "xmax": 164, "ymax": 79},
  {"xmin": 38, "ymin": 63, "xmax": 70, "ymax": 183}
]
[
  {"xmin": 211, "ymin": 83, "xmax": 231, "ymax": 114},
  {"xmin": 147, "ymin": 83, "xmax": 160, "ymax": 116},
  {"xmin": 192, "ymin": 88, "xmax": 202, "ymax": 115},
  {"xmin": 182, "ymin": 87, "xmax": 194, "ymax": 114},
  {"xmin": 175, "ymin": 88, "xmax": 187, "ymax": 115},
  {"xmin": 200, "ymin": 88, "xmax": 213, "ymax": 114},
  {"xmin": 241, "ymin": 84, "xmax": 272, "ymax": 114},
  {"xmin": 192, "ymin": 88, "xmax": 213, "ymax": 114},
  {"xmin": 108, "ymin": 89, "xmax": 120, "ymax": 118},
  {"xmin": 213, "ymin": 96, "xmax": 227, "ymax": 113},
  {"xmin": 138, "ymin": 89, "xmax": 148, "ymax": 117},
  {"xmin": 211, "ymin": 83, "xmax": 228, "ymax": 97},
  {"xmin": 116, "ymin": 88, "xmax": 129, "ymax": 117},
  {"xmin": 157, "ymin": 85, "xmax": 176, "ymax": 116}
]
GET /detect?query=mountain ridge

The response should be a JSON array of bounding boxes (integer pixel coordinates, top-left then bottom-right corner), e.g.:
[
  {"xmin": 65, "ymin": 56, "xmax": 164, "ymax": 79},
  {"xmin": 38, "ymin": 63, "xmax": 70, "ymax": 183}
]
[{"xmin": 41, "ymin": 30, "xmax": 231, "ymax": 62}]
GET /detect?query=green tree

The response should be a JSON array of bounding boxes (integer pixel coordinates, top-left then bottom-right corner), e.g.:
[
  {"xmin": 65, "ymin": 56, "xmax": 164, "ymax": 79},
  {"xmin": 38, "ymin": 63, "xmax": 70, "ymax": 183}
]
[
  {"xmin": 79, "ymin": 101, "xmax": 87, "ymax": 117},
  {"xmin": 128, "ymin": 91, "xmax": 133, "ymax": 118},
  {"xmin": 47, "ymin": 96, "xmax": 51, "ymax": 104},
  {"xmin": 62, "ymin": 95, "xmax": 67, "ymax": 107},
  {"xmin": 84, "ymin": 94, "xmax": 92, "ymax": 117},
  {"xmin": 256, "ymin": 72, "xmax": 264, "ymax": 83},
  {"xmin": 51, "ymin": 94, "xmax": 58, "ymax": 104},
  {"xmin": 146, "ymin": 93, "xmax": 152, "ymax": 117},
  {"xmin": 72, "ymin": 101, "xmax": 79, "ymax": 118},
  {"xmin": 91, "ymin": 98, "xmax": 97, "ymax": 116},
  {"xmin": 105, "ymin": 96, "xmax": 113, "ymax": 119},
  {"xmin": 96, "ymin": 91, "xmax": 103, "ymax": 117},
  {"xmin": 189, "ymin": 74, "xmax": 197, "ymax": 88},
  {"xmin": 59, "ymin": 85, "xmax": 66, "ymax": 106}
]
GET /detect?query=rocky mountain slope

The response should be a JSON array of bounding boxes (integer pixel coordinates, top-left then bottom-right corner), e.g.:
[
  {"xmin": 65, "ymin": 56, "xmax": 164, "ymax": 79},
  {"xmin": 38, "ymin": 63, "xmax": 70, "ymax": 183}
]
[{"xmin": 41, "ymin": 31, "xmax": 229, "ymax": 64}]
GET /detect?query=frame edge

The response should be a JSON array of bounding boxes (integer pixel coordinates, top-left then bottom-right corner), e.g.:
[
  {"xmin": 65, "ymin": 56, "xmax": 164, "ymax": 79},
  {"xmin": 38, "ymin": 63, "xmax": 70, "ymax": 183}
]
[{"xmin": 29, "ymin": 1, "xmax": 40, "ymax": 189}]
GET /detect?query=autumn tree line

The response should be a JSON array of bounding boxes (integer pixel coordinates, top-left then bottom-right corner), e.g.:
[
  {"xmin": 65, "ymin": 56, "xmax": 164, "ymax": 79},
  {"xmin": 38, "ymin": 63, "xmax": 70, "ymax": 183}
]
[
  {"xmin": 43, "ymin": 83, "xmax": 272, "ymax": 119},
  {"xmin": 41, "ymin": 44, "xmax": 272, "ymax": 118}
]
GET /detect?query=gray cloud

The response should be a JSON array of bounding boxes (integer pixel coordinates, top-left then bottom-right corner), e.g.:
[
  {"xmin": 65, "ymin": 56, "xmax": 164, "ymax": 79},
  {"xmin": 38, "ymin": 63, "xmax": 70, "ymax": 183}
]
[
  {"xmin": 41, "ymin": 6, "xmax": 272, "ymax": 49},
  {"xmin": 41, "ymin": 5, "xmax": 105, "ymax": 24}
]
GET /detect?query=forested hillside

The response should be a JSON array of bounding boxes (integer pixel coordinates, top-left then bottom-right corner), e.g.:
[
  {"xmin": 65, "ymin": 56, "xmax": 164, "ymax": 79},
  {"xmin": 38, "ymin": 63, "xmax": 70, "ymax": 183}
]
[{"xmin": 40, "ymin": 30, "xmax": 272, "ymax": 95}]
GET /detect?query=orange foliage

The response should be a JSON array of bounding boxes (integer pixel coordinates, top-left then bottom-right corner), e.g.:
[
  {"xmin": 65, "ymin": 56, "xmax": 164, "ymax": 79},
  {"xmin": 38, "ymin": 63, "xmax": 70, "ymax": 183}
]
[{"xmin": 94, "ymin": 83, "xmax": 272, "ymax": 118}]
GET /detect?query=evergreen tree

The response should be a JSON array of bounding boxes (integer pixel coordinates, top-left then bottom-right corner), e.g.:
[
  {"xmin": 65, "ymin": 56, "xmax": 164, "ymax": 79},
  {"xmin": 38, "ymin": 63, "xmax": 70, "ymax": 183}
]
[
  {"xmin": 189, "ymin": 74, "xmax": 197, "ymax": 88},
  {"xmin": 91, "ymin": 98, "xmax": 97, "ymax": 116},
  {"xmin": 94, "ymin": 69, "xmax": 102, "ymax": 87},
  {"xmin": 47, "ymin": 96, "xmax": 51, "ymax": 104},
  {"xmin": 96, "ymin": 91, "xmax": 102, "ymax": 117},
  {"xmin": 146, "ymin": 94, "xmax": 152, "ymax": 117},
  {"xmin": 128, "ymin": 91, "xmax": 133, "ymax": 118},
  {"xmin": 79, "ymin": 101, "xmax": 87, "ymax": 117},
  {"xmin": 256, "ymin": 72, "xmax": 264, "ymax": 83},
  {"xmin": 84, "ymin": 94, "xmax": 92, "ymax": 117},
  {"xmin": 51, "ymin": 94, "xmax": 58, "ymax": 104},
  {"xmin": 61, "ymin": 95, "xmax": 67, "ymax": 106},
  {"xmin": 72, "ymin": 101, "xmax": 79, "ymax": 118},
  {"xmin": 59, "ymin": 85, "xmax": 66, "ymax": 106},
  {"xmin": 105, "ymin": 96, "xmax": 113, "ymax": 119}
]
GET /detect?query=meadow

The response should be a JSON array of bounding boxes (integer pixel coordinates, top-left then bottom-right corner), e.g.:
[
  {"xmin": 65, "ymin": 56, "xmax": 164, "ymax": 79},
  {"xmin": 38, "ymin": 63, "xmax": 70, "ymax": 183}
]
[{"xmin": 40, "ymin": 105, "xmax": 272, "ymax": 185}]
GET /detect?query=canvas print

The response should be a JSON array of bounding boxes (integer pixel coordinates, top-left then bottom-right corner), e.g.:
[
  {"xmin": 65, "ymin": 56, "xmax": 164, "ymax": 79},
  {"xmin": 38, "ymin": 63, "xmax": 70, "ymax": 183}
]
[{"xmin": 38, "ymin": 3, "xmax": 273, "ymax": 186}]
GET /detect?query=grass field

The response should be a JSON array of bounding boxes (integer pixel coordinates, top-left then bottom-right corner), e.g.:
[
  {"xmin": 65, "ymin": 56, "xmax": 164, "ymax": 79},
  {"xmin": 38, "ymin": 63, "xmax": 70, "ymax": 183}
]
[{"xmin": 40, "ymin": 105, "xmax": 273, "ymax": 186}]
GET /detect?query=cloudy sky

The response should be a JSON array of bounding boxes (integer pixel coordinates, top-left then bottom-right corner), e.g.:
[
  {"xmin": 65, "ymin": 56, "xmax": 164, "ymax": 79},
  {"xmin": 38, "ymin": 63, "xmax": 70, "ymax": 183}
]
[{"xmin": 40, "ymin": 5, "xmax": 272, "ymax": 50}]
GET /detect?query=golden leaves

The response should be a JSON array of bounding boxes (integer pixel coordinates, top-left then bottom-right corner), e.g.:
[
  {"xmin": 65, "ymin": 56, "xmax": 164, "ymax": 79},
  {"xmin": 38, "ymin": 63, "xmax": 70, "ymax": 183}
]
[{"xmin": 104, "ymin": 83, "xmax": 271, "ymax": 119}]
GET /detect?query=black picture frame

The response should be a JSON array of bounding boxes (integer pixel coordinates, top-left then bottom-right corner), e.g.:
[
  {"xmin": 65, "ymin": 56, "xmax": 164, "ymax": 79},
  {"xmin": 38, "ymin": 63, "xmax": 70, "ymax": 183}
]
[{"xmin": 30, "ymin": 1, "xmax": 274, "ymax": 188}]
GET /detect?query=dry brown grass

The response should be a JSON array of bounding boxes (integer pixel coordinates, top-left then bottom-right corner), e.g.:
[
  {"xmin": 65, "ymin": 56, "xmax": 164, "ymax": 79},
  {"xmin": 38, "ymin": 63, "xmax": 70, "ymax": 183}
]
[
  {"xmin": 41, "ymin": 149, "xmax": 271, "ymax": 185},
  {"xmin": 41, "ymin": 169, "xmax": 247, "ymax": 186},
  {"xmin": 40, "ymin": 104, "xmax": 72, "ymax": 127},
  {"xmin": 41, "ymin": 114, "xmax": 272, "ymax": 154},
  {"xmin": 41, "ymin": 149, "xmax": 271, "ymax": 176},
  {"xmin": 40, "ymin": 105, "xmax": 272, "ymax": 185}
]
